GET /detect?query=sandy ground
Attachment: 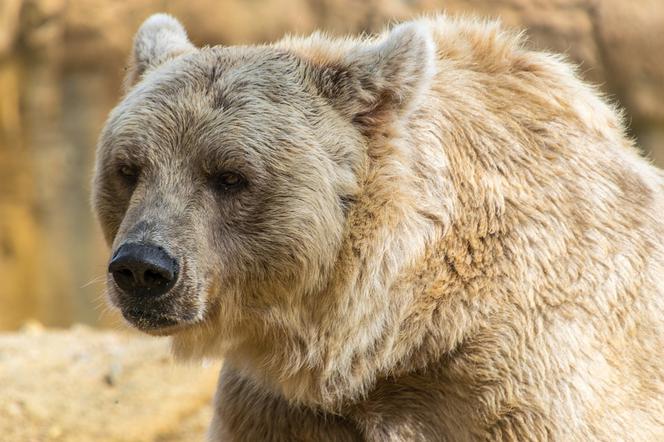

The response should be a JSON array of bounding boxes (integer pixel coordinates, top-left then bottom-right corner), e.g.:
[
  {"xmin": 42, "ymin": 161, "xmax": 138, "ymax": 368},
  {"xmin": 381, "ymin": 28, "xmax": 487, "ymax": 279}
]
[{"xmin": 0, "ymin": 324, "xmax": 221, "ymax": 441}]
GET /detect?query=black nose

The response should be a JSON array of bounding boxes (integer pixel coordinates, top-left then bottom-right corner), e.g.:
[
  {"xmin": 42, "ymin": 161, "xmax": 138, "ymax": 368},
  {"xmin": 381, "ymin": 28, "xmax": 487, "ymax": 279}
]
[{"xmin": 109, "ymin": 243, "xmax": 179, "ymax": 297}]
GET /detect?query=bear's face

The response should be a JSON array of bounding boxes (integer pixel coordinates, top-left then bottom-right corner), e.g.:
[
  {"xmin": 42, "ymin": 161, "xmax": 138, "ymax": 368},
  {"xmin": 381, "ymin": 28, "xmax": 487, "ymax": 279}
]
[
  {"xmin": 93, "ymin": 14, "xmax": 434, "ymax": 342},
  {"xmin": 95, "ymin": 47, "xmax": 361, "ymax": 334}
]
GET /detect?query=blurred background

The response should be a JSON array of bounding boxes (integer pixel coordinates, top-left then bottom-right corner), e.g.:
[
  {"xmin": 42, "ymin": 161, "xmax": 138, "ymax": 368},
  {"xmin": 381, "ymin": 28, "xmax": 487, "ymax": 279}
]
[{"xmin": 1, "ymin": 0, "xmax": 664, "ymax": 331}]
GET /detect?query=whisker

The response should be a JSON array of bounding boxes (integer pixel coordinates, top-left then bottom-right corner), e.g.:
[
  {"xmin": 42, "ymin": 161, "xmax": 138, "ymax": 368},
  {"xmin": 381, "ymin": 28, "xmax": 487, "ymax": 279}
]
[{"xmin": 81, "ymin": 274, "xmax": 108, "ymax": 289}]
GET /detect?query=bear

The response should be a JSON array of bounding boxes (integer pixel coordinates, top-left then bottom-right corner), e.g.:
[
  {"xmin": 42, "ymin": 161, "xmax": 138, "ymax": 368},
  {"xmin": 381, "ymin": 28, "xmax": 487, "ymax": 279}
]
[{"xmin": 92, "ymin": 13, "xmax": 664, "ymax": 441}]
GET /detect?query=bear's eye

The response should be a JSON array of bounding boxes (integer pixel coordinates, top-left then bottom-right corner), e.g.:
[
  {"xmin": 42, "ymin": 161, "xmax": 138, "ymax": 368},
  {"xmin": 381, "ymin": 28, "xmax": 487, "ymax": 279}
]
[
  {"xmin": 213, "ymin": 171, "xmax": 247, "ymax": 193},
  {"xmin": 117, "ymin": 164, "xmax": 139, "ymax": 186}
]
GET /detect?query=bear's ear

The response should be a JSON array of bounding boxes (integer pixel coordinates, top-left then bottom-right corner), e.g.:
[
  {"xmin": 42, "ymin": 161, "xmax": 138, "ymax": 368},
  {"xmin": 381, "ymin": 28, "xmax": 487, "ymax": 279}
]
[
  {"xmin": 124, "ymin": 13, "xmax": 196, "ymax": 89},
  {"xmin": 311, "ymin": 22, "xmax": 436, "ymax": 127}
]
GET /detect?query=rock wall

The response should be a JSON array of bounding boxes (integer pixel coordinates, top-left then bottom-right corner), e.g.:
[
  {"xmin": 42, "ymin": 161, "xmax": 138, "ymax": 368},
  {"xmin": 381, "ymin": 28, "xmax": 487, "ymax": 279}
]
[
  {"xmin": 1, "ymin": 0, "xmax": 663, "ymax": 329},
  {"xmin": 4, "ymin": 0, "xmax": 664, "ymax": 132}
]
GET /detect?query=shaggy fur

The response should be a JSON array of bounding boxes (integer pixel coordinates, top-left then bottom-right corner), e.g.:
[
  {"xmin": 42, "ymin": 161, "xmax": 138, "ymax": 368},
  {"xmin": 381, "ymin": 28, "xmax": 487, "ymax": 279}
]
[{"xmin": 93, "ymin": 13, "xmax": 664, "ymax": 441}]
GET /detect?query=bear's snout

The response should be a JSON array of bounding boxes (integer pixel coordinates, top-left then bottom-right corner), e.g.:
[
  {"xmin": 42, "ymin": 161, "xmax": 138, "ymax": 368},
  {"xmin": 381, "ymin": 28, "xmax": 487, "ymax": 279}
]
[{"xmin": 109, "ymin": 242, "xmax": 179, "ymax": 298}]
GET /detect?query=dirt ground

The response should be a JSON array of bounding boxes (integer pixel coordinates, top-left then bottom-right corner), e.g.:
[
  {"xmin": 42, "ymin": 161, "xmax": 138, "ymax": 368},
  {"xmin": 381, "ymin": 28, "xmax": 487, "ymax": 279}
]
[{"xmin": 0, "ymin": 324, "xmax": 221, "ymax": 442}]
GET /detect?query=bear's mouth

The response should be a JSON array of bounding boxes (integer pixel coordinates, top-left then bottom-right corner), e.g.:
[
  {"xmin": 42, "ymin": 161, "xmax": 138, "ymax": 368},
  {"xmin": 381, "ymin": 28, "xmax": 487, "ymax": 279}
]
[
  {"xmin": 106, "ymin": 263, "xmax": 214, "ymax": 336},
  {"xmin": 109, "ymin": 278, "xmax": 205, "ymax": 335},
  {"xmin": 122, "ymin": 307, "xmax": 180, "ymax": 328},
  {"xmin": 120, "ymin": 306, "xmax": 200, "ymax": 336}
]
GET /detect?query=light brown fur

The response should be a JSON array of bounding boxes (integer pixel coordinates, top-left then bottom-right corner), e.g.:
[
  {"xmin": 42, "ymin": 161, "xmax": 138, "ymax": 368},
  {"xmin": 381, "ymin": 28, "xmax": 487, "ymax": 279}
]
[{"xmin": 93, "ymin": 13, "xmax": 664, "ymax": 441}]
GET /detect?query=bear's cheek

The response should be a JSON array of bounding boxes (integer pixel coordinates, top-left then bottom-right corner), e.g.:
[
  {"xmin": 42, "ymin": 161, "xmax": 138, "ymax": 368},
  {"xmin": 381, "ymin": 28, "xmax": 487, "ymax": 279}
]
[{"xmin": 93, "ymin": 181, "xmax": 130, "ymax": 245}]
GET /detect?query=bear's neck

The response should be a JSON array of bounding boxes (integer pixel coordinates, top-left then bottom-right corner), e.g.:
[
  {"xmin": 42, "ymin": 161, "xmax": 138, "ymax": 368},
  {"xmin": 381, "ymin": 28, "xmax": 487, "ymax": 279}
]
[
  {"xmin": 227, "ymin": 74, "xmax": 649, "ymax": 413},
  {"xmin": 218, "ymin": 104, "xmax": 508, "ymax": 409}
]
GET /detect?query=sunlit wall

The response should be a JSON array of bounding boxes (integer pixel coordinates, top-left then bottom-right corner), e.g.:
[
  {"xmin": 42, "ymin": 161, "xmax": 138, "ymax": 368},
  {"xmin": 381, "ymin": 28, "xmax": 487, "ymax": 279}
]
[{"xmin": 1, "ymin": 0, "xmax": 663, "ymax": 329}]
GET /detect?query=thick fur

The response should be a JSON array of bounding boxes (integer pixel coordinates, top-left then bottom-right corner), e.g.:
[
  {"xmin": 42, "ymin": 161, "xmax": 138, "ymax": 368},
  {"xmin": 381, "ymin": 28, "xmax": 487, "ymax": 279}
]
[{"xmin": 93, "ymin": 13, "xmax": 664, "ymax": 441}]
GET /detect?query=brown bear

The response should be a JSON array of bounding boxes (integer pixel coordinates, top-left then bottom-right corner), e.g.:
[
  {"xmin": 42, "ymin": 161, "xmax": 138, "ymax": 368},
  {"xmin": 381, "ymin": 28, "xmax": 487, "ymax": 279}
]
[{"xmin": 93, "ymin": 13, "xmax": 664, "ymax": 441}]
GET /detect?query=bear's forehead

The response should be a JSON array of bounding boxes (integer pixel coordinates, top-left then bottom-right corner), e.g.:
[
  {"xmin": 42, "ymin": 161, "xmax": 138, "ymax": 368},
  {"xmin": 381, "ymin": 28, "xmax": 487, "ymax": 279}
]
[
  {"xmin": 101, "ymin": 47, "xmax": 317, "ymax": 161},
  {"xmin": 108, "ymin": 46, "xmax": 312, "ymax": 137},
  {"xmin": 107, "ymin": 48, "xmax": 311, "ymax": 129},
  {"xmin": 133, "ymin": 47, "xmax": 306, "ymax": 105}
]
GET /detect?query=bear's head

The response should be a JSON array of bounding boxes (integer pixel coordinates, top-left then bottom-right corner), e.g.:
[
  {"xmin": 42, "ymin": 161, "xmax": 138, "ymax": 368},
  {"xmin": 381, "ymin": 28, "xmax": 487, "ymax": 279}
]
[{"xmin": 93, "ymin": 14, "xmax": 435, "ymax": 365}]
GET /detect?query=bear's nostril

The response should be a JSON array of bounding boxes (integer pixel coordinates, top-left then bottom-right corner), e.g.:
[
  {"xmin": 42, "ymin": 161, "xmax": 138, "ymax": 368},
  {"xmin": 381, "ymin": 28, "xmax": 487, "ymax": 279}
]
[
  {"xmin": 118, "ymin": 269, "xmax": 133, "ymax": 278},
  {"xmin": 114, "ymin": 268, "xmax": 136, "ymax": 287},
  {"xmin": 142, "ymin": 269, "xmax": 168, "ymax": 287},
  {"xmin": 108, "ymin": 243, "xmax": 179, "ymax": 297}
]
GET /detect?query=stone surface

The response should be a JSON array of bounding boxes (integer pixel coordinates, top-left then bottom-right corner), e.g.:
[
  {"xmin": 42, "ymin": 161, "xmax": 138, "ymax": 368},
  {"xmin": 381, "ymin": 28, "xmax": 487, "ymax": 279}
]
[
  {"xmin": 0, "ymin": 325, "xmax": 220, "ymax": 441},
  {"xmin": 595, "ymin": 0, "xmax": 664, "ymax": 124},
  {"xmin": 0, "ymin": 0, "xmax": 662, "ymax": 330},
  {"xmin": 0, "ymin": 0, "xmax": 23, "ymax": 58}
]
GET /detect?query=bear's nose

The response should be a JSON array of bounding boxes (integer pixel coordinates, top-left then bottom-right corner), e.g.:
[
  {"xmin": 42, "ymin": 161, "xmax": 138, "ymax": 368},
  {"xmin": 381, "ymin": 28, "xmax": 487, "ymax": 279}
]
[{"xmin": 108, "ymin": 243, "xmax": 179, "ymax": 297}]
